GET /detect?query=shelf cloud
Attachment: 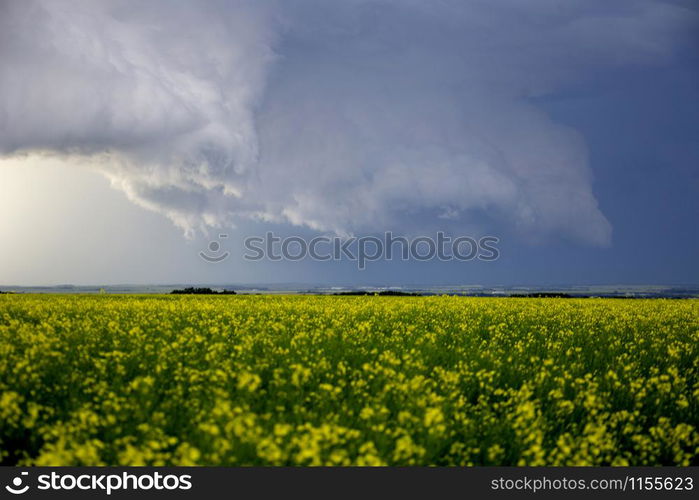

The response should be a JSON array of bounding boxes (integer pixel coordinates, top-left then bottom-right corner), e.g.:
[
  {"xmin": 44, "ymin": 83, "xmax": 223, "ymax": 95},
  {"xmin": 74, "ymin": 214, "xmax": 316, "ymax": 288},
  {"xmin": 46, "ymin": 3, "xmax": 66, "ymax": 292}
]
[{"xmin": 1, "ymin": 0, "xmax": 696, "ymax": 245}]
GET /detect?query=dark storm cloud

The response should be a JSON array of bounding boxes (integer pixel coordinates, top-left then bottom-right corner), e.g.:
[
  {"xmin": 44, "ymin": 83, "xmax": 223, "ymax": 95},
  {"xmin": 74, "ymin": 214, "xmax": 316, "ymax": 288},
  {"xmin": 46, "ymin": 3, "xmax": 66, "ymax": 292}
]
[{"xmin": 1, "ymin": 0, "xmax": 696, "ymax": 243}]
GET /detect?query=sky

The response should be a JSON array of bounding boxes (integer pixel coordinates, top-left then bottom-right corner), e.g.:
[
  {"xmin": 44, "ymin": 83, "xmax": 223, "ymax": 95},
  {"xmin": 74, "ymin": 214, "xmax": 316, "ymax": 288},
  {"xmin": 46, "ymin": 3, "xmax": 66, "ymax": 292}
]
[{"xmin": 0, "ymin": 0, "xmax": 697, "ymax": 286}]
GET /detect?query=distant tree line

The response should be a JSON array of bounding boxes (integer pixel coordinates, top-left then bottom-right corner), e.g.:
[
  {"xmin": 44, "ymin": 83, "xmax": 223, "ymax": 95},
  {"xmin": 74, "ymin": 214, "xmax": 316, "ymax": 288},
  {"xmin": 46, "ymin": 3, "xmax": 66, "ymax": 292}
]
[
  {"xmin": 332, "ymin": 290, "xmax": 422, "ymax": 296},
  {"xmin": 170, "ymin": 287, "xmax": 236, "ymax": 295},
  {"xmin": 508, "ymin": 292, "xmax": 574, "ymax": 298}
]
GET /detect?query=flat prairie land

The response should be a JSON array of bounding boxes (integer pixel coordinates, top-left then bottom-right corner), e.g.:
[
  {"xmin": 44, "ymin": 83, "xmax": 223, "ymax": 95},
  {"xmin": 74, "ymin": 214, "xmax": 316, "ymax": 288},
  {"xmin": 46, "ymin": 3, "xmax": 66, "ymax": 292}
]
[{"xmin": 0, "ymin": 295, "xmax": 697, "ymax": 465}]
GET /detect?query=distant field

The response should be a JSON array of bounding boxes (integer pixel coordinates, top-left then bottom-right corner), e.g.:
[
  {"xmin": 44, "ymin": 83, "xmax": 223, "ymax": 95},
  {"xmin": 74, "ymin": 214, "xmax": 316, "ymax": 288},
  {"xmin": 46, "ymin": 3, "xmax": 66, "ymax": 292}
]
[{"xmin": 0, "ymin": 295, "xmax": 697, "ymax": 466}]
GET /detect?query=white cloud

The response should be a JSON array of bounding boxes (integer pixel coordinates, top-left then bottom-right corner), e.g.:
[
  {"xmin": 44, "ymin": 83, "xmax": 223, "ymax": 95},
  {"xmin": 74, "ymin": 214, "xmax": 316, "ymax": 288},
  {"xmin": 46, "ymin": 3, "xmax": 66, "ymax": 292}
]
[{"xmin": 1, "ymin": 0, "xmax": 696, "ymax": 244}]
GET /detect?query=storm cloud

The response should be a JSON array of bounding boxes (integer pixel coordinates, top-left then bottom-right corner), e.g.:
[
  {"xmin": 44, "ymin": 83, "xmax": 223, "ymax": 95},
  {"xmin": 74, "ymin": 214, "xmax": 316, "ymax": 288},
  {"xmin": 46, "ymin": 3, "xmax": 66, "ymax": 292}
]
[{"xmin": 1, "ymin": 0, "xmax": 696, "ymax": 244}]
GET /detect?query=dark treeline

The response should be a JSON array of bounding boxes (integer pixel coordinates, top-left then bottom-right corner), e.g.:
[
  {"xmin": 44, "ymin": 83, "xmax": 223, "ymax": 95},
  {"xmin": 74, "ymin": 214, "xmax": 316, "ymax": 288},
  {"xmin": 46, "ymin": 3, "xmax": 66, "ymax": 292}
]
[
  {"xmin": 332, "ymin": 290, "xmax": 422, "ymax": 296},
  {"xmin": 508, "ymin": 292, "xmax": 574, "ymax": 298},
  {"xmin": 170, "ymin": 287, "xmax": 237, "ymax": 295}
]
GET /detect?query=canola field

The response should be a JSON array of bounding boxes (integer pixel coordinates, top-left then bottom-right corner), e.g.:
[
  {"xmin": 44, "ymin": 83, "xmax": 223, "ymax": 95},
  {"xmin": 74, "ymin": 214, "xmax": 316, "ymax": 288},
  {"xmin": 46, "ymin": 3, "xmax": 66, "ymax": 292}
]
[{"xmin": 0, "ymin": 294, "xmax": 697, "ymax": 466}]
